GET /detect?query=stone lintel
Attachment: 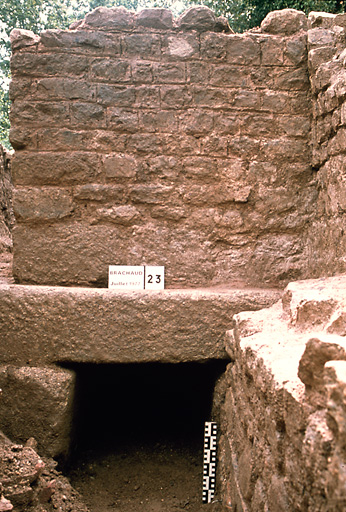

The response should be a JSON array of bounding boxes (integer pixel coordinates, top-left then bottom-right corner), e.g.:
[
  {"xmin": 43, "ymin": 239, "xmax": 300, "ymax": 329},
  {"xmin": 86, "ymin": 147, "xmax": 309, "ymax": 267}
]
[{"xmin": 0, "ymin": 284, "xmax": 281, "ymax": 365}]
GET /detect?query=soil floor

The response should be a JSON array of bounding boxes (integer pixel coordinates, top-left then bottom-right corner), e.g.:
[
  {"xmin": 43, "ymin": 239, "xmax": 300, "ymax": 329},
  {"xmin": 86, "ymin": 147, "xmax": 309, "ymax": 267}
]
[{"xmin": 67, "ymin": 439, "xmax": 222, "ymax": 512}]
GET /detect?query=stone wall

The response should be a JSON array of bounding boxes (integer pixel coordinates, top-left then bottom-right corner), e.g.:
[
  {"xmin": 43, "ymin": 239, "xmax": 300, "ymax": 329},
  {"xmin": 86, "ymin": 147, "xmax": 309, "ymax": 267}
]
[
  {"xmin": 9, "ymin": 6, "xmax": 313, "ymax": 287},
  {"xmin": 215, "ymin": 274, "xmax": 346, "ymax": 511},
  {"xmin": 304, "ymin": 11, "xmax": 346, "ymax": 279}
]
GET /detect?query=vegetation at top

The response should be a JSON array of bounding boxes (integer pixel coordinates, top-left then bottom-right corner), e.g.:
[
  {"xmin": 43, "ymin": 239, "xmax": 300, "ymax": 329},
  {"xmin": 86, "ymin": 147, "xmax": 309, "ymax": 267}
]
[{"xmin": 0, "ymin": 0, "xmax": 344, "ymax": 148}]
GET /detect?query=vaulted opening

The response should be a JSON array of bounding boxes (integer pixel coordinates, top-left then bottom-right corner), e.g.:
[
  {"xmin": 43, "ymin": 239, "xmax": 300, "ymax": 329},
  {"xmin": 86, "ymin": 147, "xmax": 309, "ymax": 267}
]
[{"xmin": 65, "ymin": 361, "xmax": 228, "ymax": 511}]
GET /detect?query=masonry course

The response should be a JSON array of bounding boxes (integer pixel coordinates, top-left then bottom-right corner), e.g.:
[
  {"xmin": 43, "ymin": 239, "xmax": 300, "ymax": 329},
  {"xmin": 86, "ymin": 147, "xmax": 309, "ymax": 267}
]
[
  {"xmin": 3, "ymin": 6, "xmax": 346, "ymax": 512},
  {"xmin": 9, "ymin": 6, "xmax": 313, "ymax": 288}
]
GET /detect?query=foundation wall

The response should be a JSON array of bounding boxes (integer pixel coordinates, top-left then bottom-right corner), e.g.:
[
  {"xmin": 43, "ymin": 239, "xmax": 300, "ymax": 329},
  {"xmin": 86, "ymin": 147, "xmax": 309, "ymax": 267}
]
[
  {"xmin": 9, "ymin": 6, "xmax": 313, "ymax": 288},
  {"xmin": 216, "ymin": 275, "xmax": 346, "ymax": 511},
  {"xmin": 304, "ymin": 12, "xmax": 346, "ymax": 279}
]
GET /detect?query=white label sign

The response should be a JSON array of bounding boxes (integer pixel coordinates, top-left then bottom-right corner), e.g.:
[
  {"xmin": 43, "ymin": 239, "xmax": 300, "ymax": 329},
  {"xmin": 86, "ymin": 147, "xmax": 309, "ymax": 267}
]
[
  {"xmin": 108, "ymin": 265, "xmax": 165, "ymax": 290},
  {"xmin": 108, "ymin": 265, "xmax": 144, "ymax": 290},
  {"xmin": 145, "ymin": 266, "xmax": 165, "ymax": 290}
]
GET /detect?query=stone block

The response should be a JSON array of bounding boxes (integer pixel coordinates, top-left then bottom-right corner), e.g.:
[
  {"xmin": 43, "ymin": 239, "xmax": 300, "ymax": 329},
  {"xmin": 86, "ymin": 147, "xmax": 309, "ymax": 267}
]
[
  {"xmin": 152, "ymin": 62, "xmax": 185, "ymax": 83},
  {"xmin": 308, "ymin": 47, "xmax": 336, "ymax": 73},
  {"xmin": 136, "ymin": 8, "xmax": 173, "ymax": 29},
  {"xmin": 298, "ymin": 336, "xmax": 346, "ymax": 390},
  {"xmin": 11, "ymin": 152, "xmax": 100, "ymax": 186},
  {"xmin": 135, "ymin": 86, "xmax": 160, "ymax": 108},
  {"xmin": 40, "ymin": 29, "xmax": 121, "ymax": 54},
  {"xmin": 94, "ymin": 205, "xmax": 140, "ymax": 225},
  {"xmin": 35, "ymin": 77, "xmax": 96, "ymax": 101},
  {"xmin": 232, "ymin": 90, "xmax": 260, "ymax": 109},
  {"xmin": 97, "ymin": 84, "xmax": 135, "ymax": 107},
  {"xmin": 9, "ymin": 127, "xmax": 36, "ymax": 151},
  {"xmin": 0, "ymin": 365, "xmax": 76, "ymax": 458},
  {"xmin": 130, "ymin": 184, "xmax": 173, "ymax": 204},
  {"xmin": 186, "ymin": 62, "xmax": 209, "ymax": 84},
  {"xmin": 284, "ymin": 34, "xmax": 307, "ymax": 65},
  {"xmin": 71, "ymin": 103, "xmax": 107, "ymax": 128},
  {"xmin": 274, "ymin": 67, "xmax": 309, "ymax": 90},
  {"xmin": 11, "ymin": 52, "xmax": 89, "ymax": 77},
  {"xmin": 226, "ymin": 35, "xmax": 261, "ymax": 65},
  {"xmin": 132, "ymin": 62, "xmax": 153, "ymax": 83},
  {"xmin": 176, "ymin": 6, "xmax": 217, "ymax": 32},
  {"xmin": 103, "ymin": 154, "xmax": 137, "ymax": 179},
  {"xmin": 209, "ymin": 64, "xmax": 249, "ymax": 87},
  {"xmin": 260, "ymin": 36, "xmax": 285, "ymax": 66},
  {"xmin": 0, "ymin": 283, "xmax": 280, "ymax": 365},
  {"xmin": 90, "ymin": 58, "xmax": 131, "ymax": 82},
  {"xmin": 10, "ymin": 101, "xmax": 70, "ymax": 126},
  {"xmin": 10, "ymin": 28, "xmax": 39, "ymax": 50},
  {"xmin": 260, "ymin": 9, "xmax": 307, "ymax": 35},
  {"xmin": 214, "ymin": 113, "xmax": 239, "ymax": 135},
  {"xmin": 108, "ymin": 108, "xmax": 138, "ymax": 132},
  {"xmin": 179, "ymin": 111, "xmax": 214, "ymax": 136},
  {"xmin": 162, "ymin": 34, "xmax": 200, "ymax": 60},
  {"xmin": 122, "ymin": 34, "xmax": 161, "ymax": 59},
  {"xmin": 8, "ymin": 78, "xmax": 34, "ymax": 101},
  {"xmin": 200, "ymin": 135, "xmax": 228, "ymax": 156},
  {"xmin": 82, "ymin": 6, "xmax": 135, "ymax": 30},
  {"xmin": 73, "ymin": 184, "xmax": 124, "ymax": 202},
  {"xmin": 181, "ymin": 156, "xmax": 218, "ymax": 179},
  {"xmin": 13, "ymin": 187, "xmax": 73, "ymax": 221},
  {"xmin": 140, "ymin": 110, "xmax": 177, "ymax": 133},
  {"xmin": 308, "ymin": 28, "xmax": 335, "ymax": 49},
  {"xmin": 160, "ymin": 86, "xmax": 193, "ymax": 109},
  {"xmin": 200, "ymin": 33, "xmax": 228, "ymax": 61}
]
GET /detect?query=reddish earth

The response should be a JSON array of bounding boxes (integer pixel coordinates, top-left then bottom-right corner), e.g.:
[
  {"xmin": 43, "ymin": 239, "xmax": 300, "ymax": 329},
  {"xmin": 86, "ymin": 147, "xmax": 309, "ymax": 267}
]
[{"xmin": 68, "ymin": 440, "xmax": 222, "ymax": 512}]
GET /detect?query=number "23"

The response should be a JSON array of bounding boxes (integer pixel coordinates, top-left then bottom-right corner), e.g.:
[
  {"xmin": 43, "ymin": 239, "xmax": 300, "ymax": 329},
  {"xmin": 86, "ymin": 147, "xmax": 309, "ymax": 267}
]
[{"xmin": 147, "ymin": 274, "xmax": 161, "ymax": 284}]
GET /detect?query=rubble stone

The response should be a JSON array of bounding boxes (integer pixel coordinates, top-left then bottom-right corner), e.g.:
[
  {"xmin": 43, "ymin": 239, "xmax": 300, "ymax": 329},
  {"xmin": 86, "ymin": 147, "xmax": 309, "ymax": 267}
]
[{"xmin": 0, "ymin": 366, "xmax": 75, "ymax": 459}]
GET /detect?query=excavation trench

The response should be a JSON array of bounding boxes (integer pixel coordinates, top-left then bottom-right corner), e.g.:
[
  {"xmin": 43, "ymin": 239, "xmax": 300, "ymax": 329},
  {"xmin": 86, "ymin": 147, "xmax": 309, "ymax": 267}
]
[{"xmin": 64, "ymin": 361, "xmax": 228, "ymax": 512}]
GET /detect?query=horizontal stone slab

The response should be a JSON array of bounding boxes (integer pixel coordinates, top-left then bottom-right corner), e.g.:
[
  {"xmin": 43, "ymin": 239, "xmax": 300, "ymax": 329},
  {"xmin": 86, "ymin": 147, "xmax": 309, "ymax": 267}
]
[{"xmin": 0, "ymin": 284, "xmax": 281, "ymax": 365}]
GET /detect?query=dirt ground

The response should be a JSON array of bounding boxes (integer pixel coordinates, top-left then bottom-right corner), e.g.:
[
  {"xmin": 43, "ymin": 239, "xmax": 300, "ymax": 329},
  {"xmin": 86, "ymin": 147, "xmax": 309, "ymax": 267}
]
[{"xmin": 67, "ymin": 440, "xmax": 222, "ymax": 512}]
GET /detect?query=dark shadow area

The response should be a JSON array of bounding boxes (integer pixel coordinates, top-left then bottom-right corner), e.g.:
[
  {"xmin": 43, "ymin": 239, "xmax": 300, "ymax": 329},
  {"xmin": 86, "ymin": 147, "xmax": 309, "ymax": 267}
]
[
  {"xmin": 63, "ymin": 361, "xmax": 228, "ymax": 512},
  {"xmin": 67, "ymin": 360, "xmax": 228, "ymax": 454}
]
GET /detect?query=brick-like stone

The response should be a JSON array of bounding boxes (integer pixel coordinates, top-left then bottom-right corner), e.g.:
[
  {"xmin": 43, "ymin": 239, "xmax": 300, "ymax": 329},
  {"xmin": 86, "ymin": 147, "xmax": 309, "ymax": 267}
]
[
  {"xmin": 82, "ymin": 6, "xmax": 135, "ymax": 30},
  {"xmin": 12, "ymin": 152, "xmax": 100, "ymax": 186},
  {"xmin": 136, "ymin": 8, "xmax": 173, "ymax": 30},
  {"xmin": 73, "ymin": 184, "xmax": 124, "ymax": 202},
  {"xmin": 103, "ymin": 154, "xmax": 137, "ymax": 179},
  {"xmin": 10, "ymin": 101, "xmax": 70, "ymax": 126},
  {"xmin": 162, "ymin": 34, "xmax": 200, "ymax": 60},
  {"xmin": 122, "ymin": 34, "xmax": 161, "ymax": 58},
  {"xmin": 176, "ymin": 6, "xmax": 217, "ymax": 32},
  {"xmin": 90, "ymin": 59, "xmax": 131, "ymax": 82},
  {"xmin": 261, "ymin": 9, "xmax": 307, "ymax": 35},
  {"xmin": 13, "ymin": 187, "xmax": 73, "ymax": 221},
  {"xmin": 97, "ymin": 84, "xmax": 135, "ymax": 106},
  {"xmin": 11, "ymin": 52, "xmax": 89, "ymax": 77},
  {"xmin": 40, "ymin": 29, "xmax": 121, "ymax": 54},
  {"xmin": 0, "ymin": 365, "xmax": 75, "ymax": 458},
  {"xmin": 10, "ymin": 28, "xmax": 39, "ymax": 50}
]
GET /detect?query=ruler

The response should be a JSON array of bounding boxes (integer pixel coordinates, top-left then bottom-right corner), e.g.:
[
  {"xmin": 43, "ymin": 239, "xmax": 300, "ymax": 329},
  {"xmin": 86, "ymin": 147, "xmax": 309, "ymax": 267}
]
[{"xmin": 202, "ymin": 421, "xmax": 217, "ymax": 503}]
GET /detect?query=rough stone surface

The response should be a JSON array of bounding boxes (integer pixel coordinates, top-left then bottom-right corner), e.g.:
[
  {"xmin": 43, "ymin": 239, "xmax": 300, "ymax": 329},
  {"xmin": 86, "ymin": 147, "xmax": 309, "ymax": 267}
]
[
  {"xmin": 0, "ymin": 366, "xmax": 75, "ymax": 459},
  {"xmin": 0, "ymin": 284, "xmax": 280, "ymax": 365},
  {"xmin": 218, "ymin": 274, "xmax": 346, "ymax": 511},
  {"xmin": 0, "ymin": 433, "xmax": 88, "ymax": 511},
  {"xmin": 304, "ymin": 11, "xmax": 346, "ymax": 280},
  {"xmin": 260, "ymin": 9, "xmax": 307, "ymax": 35},
  {"xmin": 9, "ymin": 8, "xmax": 312, "ymax": 288}
]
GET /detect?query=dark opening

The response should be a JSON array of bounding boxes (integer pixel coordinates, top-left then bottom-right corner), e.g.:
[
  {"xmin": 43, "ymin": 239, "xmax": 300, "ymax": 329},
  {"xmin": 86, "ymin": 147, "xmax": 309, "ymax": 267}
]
[{"xmin": 65, "ymin": 361, "xmax": 228, "ymax": 511}]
